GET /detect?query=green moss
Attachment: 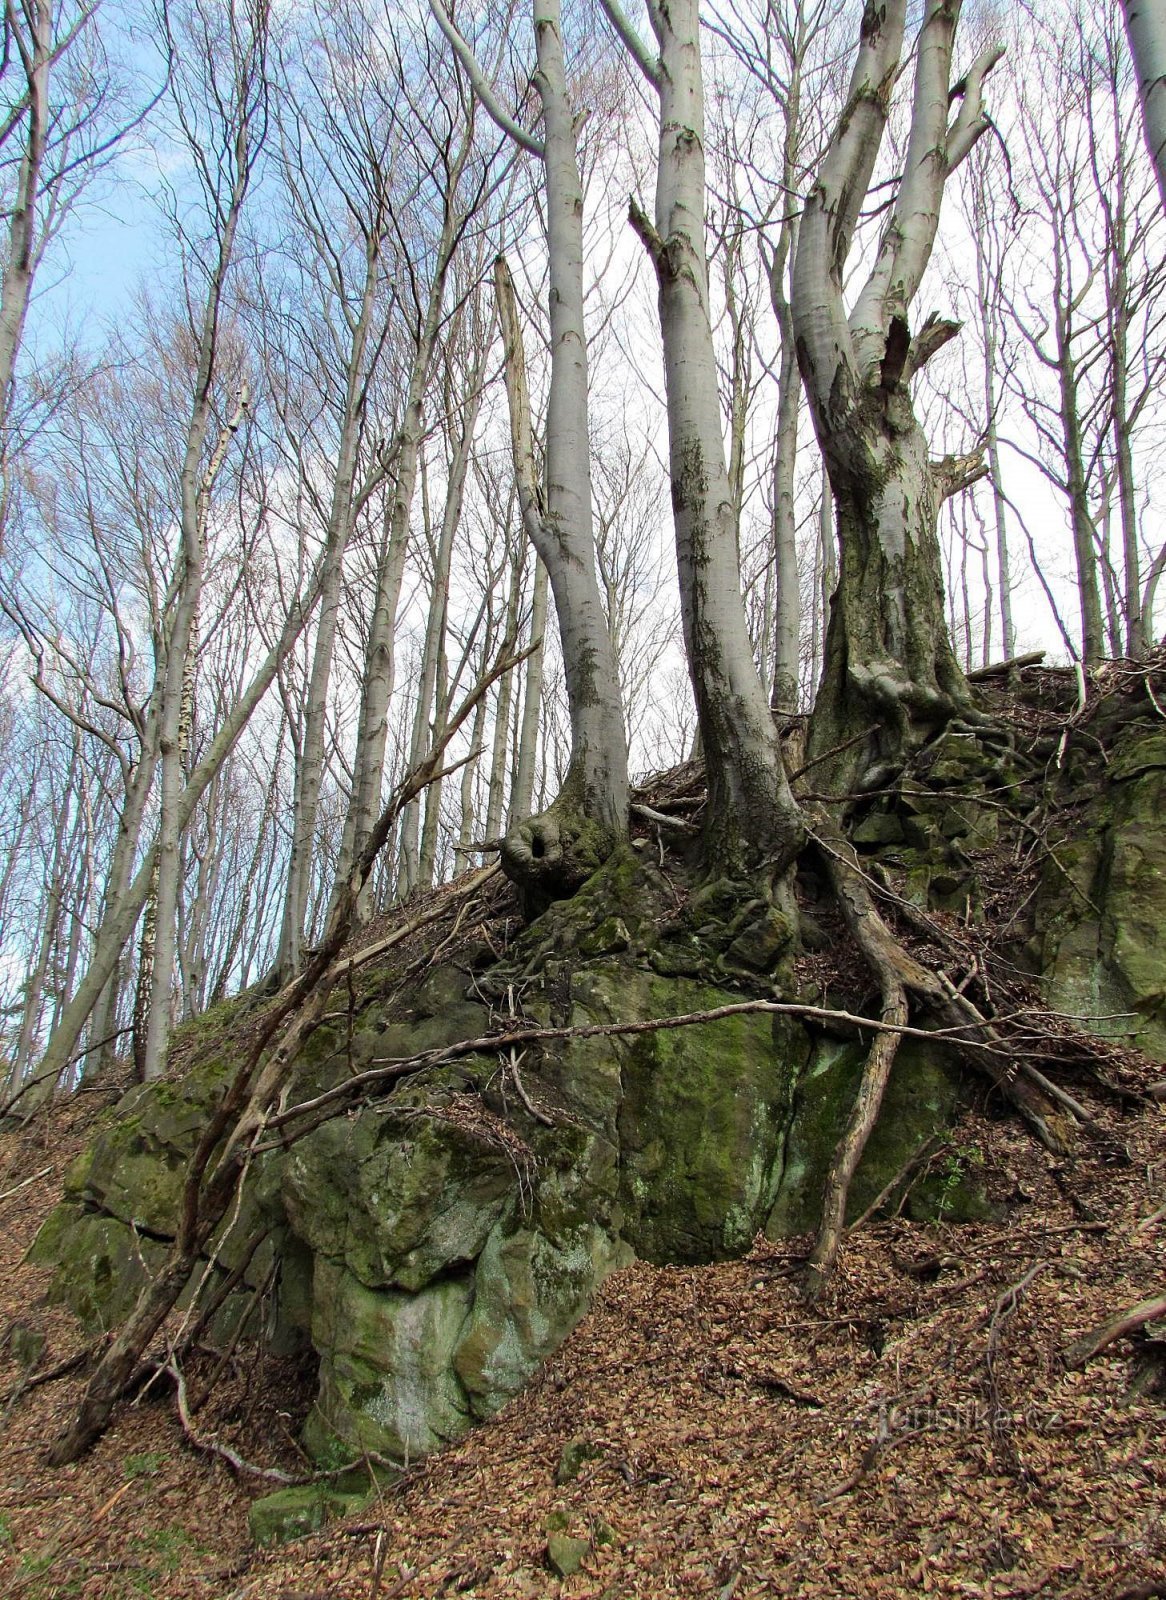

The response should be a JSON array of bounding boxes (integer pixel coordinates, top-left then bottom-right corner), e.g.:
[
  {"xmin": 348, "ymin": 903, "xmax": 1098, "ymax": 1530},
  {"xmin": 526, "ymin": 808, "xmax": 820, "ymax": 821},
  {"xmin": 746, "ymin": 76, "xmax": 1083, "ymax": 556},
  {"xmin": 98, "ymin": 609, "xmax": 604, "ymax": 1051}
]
[
  {"xmin": 248, "ymin": 1484, "xmax": 372, "ymax": 1547},
  {"xmin": 767, "ymin": 1036, "xmax": 969, "ymax": 1236}
]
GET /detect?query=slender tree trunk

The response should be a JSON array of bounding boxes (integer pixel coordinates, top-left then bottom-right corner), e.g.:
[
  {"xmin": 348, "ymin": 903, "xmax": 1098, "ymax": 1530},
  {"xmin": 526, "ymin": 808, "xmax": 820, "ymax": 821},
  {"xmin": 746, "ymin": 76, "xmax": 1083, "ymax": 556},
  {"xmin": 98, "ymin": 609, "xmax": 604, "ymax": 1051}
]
[
  {"xmin": 33, "ymin": 568, "xmax": 328, "ymax": 1095},
  {"xmin": 769, "ymin": 323, "xmax": 801, "ymax": 715},
  {"xmin": 634, "ymin": 0, "xmax": 802, "ymax": 880},
  {"xmin": 332, "ymin": 216, "xmax": 461, "ymax": 906},
  {"xmin": 485, "ymin": 556, "xmax": 521, "ymax": 845},
  {"xmin": 972, "ymin": 226, "xmax": 1015, "ymax": 657},
  {"xmin": 276, "ymin": 238, "xmax": 382, "ymax": 977},
  {"xmin": 492, "ymin": 3, "xmax": 628, "ymax": 899},
  {"xmin": 1123, "ymin": 0, "xmax": 1166, "ymax": 214},
  {"xmin": 0, "ymin": 0, "xmax": 50, "ymax": 436},
  {"xmin": 1057, "ymin": 332, "xmax": 1105, "ymax": 665},
  {"xmin": 398, "ymin": 342, "xmax": 485, "ymax": 897},
  {"xmin": 510, "ymin": 553, "xmax": 548, "ymax": 826}
]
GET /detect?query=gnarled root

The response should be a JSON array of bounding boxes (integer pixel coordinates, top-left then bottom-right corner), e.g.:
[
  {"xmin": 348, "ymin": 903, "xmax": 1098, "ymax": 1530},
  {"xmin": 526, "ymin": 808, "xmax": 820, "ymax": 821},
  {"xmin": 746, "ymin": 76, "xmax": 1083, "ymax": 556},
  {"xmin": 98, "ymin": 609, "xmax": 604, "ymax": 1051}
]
[
  {"xmin": 805, "ymin": 826, "xmax": 939, "ymax": 1298},
  {"xmin": 805, "ymin": 818, "xmax": 1075, "ymax": 1299}
]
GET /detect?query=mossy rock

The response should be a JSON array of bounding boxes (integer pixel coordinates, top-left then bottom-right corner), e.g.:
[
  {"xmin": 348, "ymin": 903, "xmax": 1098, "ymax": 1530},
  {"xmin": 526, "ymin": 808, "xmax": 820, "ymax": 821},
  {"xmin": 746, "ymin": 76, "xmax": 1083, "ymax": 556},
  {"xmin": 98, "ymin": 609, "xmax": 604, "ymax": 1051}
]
[
  {"xmin": 248, "ymin": 1483, "xmax": 372, "ymax": 1547},
  {"xmin": 305, "ymin": 1258, "xmax": 474, "ymax": 1463},
  {"xmin": 1033, "ymin": 745, "xmax": 1166, "ymax": 1058},
  {"xmin": 453, "ymin": 1222, "xmax": 627, "ymax": 1417},
  {"xmin": 282, "ymin": 1094, "xmax": 516, "ymax": 1292},
  {"xmin": 29, "ymin": 1207, "xmax": 170, "ymax": 1334},
  {"xmin": 767, "ymin": 1035, "xmax": 972, "ymax": 1236}
]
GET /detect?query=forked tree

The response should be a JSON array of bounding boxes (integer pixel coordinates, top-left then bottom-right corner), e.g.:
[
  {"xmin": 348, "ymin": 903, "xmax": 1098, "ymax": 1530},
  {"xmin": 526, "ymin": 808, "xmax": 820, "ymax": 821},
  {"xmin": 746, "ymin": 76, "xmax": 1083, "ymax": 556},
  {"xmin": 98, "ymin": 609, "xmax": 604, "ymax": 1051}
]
[{"xmin": 792, "ymin": 0, "xmax": 1001, "ymax": 795}]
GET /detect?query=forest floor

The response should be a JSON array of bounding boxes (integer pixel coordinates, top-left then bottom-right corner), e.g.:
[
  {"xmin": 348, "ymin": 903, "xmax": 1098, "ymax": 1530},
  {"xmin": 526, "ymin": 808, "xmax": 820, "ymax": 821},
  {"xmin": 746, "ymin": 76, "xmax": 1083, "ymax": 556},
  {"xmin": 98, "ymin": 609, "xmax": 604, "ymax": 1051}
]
[{"xmin": 0, "ymin": 1078, "xmax": 1163, "ymax": 1600}]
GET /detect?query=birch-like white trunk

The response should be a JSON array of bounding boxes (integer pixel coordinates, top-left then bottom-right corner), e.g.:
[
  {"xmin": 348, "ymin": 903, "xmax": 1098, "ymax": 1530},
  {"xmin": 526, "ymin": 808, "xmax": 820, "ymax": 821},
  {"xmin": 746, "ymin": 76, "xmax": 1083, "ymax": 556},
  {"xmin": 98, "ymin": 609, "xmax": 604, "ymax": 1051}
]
[
  {"xmin": 488, "ymin": 5, "xmax": 629, "ymax": 898},
  {"xmin": 635, "ymin": 0, "xmax": 802, "ymax": 876},
  {"xmin": 519, "ymin": 0, "xmax": 627, "ymax": 847},
  {"xmin": 1123, "ymin": 0, "xmax": 1166, "ymax": 214},
  {"xmin": 510, "ymin": 553, "xmax": 548, "ymax": 827}
]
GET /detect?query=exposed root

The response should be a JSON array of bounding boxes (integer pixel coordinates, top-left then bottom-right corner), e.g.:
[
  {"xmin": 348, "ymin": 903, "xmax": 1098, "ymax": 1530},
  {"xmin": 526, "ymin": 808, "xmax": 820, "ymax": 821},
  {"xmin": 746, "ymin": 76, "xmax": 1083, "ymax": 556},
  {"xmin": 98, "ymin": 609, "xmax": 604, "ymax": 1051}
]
[
  {"xmin": 806, "ymin": 823, "xmax": 940, "ymax": 1298},
  {"xmin": 1065, "ymin": 1291, "xmax": 1166, "ymax": 1369}
]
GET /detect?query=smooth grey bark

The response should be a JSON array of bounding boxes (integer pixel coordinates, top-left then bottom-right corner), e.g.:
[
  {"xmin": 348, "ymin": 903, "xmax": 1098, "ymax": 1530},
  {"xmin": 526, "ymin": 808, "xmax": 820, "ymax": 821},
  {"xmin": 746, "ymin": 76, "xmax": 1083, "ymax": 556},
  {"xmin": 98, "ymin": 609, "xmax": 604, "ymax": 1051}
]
[
  {"xmin": 499, "ymin": 0, "xmax": 628, "ymax": 889},
  {"xmin": 397, "ymin": 317, "xmax": 487, "ymax": 899},
  {"xmin": 966, "ymin": 164, "xmax": 1015, "ymax": 659},
  {"xmin": 143, "ymin": 370, "xmax": 252, "ymax": 1081},
  {"xmin": 485, "ymin": 548, "xmax": 522, "ymax": 846},
  {"xmin": 0, "ymin": 0, "xmax": 52, "ymax": 436},
  {"xmin": 609, "ymin": 0, "xmax": 803, "ymax": 878},
  {"xmin": 433, "ymin": 0, "xmax": 629, "ymax": 899},
  {"xmin": 1123, "ymin": 0, "xmax": 1166, "ymax": 214},
  {"xmin": 141, "ymin": 0, "xmax": 268, "ymax": 1079},
  {"xmin": 793, "ymin": 0, "xmax": 999, "ymax": 788},
  {"xmin": 509, "ymin": 551, "xmax": 548, "ymax": 828},
  {"xmin": 276, "ymin": 232, "xmax": 384, "ymax": 976}
]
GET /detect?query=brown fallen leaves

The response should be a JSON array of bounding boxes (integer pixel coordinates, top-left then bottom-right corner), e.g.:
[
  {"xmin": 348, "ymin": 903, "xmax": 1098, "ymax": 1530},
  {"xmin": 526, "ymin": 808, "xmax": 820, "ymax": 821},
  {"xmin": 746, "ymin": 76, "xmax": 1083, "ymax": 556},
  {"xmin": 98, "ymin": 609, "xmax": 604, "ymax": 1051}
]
[{"xmin": 1, "ymin": 1085, "xmax": 1164, "ymax": 1599}]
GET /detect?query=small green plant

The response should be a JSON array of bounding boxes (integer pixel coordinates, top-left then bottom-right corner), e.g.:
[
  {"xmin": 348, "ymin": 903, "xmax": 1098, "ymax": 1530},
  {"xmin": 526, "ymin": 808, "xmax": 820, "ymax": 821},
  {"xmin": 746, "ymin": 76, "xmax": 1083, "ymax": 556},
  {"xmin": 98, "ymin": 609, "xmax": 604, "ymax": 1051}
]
[
  {"xmin": 0, "ymin": 1509, "xmax": 13, "ymax": 1547},
  {"xmin": 934, "ymin": 1141, "xmax": 985, "ymax": 1219},
  {"xmin": 130, "ymin": 1524, "xmax": 200, "ymax": 1576}
]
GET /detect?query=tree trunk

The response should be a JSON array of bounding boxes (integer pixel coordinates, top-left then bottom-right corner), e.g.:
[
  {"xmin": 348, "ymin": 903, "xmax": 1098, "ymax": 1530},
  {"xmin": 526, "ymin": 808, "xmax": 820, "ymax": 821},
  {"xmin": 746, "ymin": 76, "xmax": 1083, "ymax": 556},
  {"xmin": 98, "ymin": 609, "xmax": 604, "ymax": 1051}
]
[
  {"xmin": 1123, "ymin": 0, "xmax": 1166, "ymax": 214},
  {"xmin": 499, "ymin": 1, "xmax": 628, "ymax": 893},
  {"xmin": 636, "ymin": 0, "xmax": 803, "ymax": 880},
  {"xmin": 793, "ymin": 0, "xmax": 1000, "ymax": 787},
  {"xmin": 510, "ymin": 553, "xmax": 548, "ymax": 827},
  {"xmin": 276, "ymin": 238, "xmax": 381, "ymax": 976}
]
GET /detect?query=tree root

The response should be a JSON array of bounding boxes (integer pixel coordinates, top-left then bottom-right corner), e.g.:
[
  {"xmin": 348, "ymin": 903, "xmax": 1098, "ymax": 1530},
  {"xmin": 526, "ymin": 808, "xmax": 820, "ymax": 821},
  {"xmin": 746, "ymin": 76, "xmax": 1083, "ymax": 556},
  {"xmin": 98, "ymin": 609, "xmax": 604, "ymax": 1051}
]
[
  {"xmin": 806, "ymin": 815, "xmax": 1078, "ymax": 1298},
  {"xmin": 1064, "ymin": 1292, "xmax": 1166, "ymax": 1369},
  {"xmin": 806, "ymin": 823, "xmax": 941, "ymax": 1297},
  {"xmin": 500, "ymin": 803, "xmax": 617, "ymax": 912}
]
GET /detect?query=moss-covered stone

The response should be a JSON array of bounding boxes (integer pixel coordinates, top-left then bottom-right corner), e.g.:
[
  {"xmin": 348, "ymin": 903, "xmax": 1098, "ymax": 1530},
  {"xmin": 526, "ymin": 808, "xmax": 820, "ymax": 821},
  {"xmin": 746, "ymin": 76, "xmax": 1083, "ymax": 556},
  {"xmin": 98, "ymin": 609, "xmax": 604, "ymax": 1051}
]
[
  {"xmin": 453, "ymin": 1223, "xmax": 626, "ymax": 1417},
  {"xmin": 283, "ymin": 1099, "xmax": 516, "ymax": 1292},
  {"xmin": 305, "ymin": 1258, "xmax": 474, "ymax": 1463},
  {"xmin": 1032, "ymin": 739, "xmax": 1166, "ymax": 1058},
  {"xmin": 547, "ymin": 1532, "xmax": 590, "ymax": 1576},
  {"xmin": 556, "ymin": 1436, "xmax": 603, "ymax": 1484},
  {"xmin": 598, "ymin": 969, "xmax": 805, "ymax": 1262},
  {"xmin": 247, "ymin": 1483, "xmax": 371, "ymax": 1546},
  {"xmin": 30, "ymin": 1207, "xmax": 169, "ymax": 1333},
  {"xmin": 767, "ymin": 1036, "xmax": 969, "ymax": 1236}
]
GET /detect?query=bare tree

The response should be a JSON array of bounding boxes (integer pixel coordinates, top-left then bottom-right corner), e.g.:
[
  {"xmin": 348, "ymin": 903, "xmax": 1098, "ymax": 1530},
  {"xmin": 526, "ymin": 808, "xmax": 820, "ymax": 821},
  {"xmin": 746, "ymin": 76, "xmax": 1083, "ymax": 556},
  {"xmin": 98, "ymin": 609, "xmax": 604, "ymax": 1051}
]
[
  {"xmin": 433, "ymin": 0, "xmax": 629, "ymax": 902},
  {"xmin": 599, "ymin": 0, "xmax": 804, "ymax": 885},
  {"xmin": 792, "ymin": 0, "xmax": 999, "ymax": 792}
]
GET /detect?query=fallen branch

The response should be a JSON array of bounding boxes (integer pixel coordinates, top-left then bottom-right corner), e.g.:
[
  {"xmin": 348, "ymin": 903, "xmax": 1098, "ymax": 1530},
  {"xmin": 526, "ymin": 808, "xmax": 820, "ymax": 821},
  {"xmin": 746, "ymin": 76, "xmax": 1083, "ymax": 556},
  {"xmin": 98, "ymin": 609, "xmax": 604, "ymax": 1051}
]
[
  {"xmin": 0, "ymin": 1165, "xmax": 52, "ymax": 1202},
  {"xmin": 256, "ymin": 994, "xmax": 1036, "ymax": 1151},
  {"xmin": 966, "ymin": 651, "xmax": 1045, "ymax": 681},
  {"xmin": 1064, "ymin": 1292, "xmax": 1166, "ymax": 1369}
]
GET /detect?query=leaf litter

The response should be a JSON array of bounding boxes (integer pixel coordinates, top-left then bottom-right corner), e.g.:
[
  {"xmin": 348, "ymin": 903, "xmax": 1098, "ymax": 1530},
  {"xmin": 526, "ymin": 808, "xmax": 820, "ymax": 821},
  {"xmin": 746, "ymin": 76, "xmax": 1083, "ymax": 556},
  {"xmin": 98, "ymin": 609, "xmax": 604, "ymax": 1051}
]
[{"xmin": 0, "ymin": 1076, "xmax": 1162, "ymax": 1599}]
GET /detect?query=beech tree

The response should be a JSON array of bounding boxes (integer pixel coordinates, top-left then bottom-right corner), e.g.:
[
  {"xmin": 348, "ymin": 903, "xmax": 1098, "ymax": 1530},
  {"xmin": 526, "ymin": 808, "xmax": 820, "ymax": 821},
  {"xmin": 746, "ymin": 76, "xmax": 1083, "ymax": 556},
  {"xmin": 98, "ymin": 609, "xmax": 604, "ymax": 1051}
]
[
  {"xmin": 1123, "ymin": 0, "xmax": 1166, "ymax": 214},
  {"xmin": 792, "ymin": 0, "xmax": 1000, "ymax": 793},
  {"xmin": 599, "ymin": 0, "xmax": 804, "ymax": 886},
  {"xmin": 432, "ymin": 0, "xmax": 630, "ymax": 900}
]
